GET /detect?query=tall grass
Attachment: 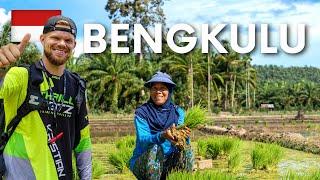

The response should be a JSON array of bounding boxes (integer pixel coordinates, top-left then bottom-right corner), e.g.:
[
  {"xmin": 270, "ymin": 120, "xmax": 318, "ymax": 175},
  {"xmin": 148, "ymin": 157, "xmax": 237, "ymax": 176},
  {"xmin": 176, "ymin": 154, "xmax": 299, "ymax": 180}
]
[
  {"xmin": 207, "ymin": 140, "xmax": 222, "ymax": 159},
  {"xmin": 251, "ymin": 143, "xmax": 283, "ymax": 170},
  {"xmin": 92, "ymin": 158, "xmax": 105, "ymax": 178},
  {"xmin": 197, "ymin": 139, "xmax": 208, "ymax": 157},
  {"xmin": 167, "ymin": 170, "xmax": 240, "ymax": 180},
  {"xmin": 220, "ymin": 137, "xmax": 241, "ymax": 155},
  {"xmin": 108, "ymin": 148, "xmax": 132, "ymax": 172},
  {"xmin": 108, "ymin": 136, "xmax": 135, "ymax": 172},
  {"xmin": 198, "ymin": 137, "xmax": 241, "ymax": 159},
  {"xmin": 115, "ymin": 136, "xmax": 135, "ymax": 149},
  {"xmin": 228, "ymin": 148, "xmax": 241, "ymax": 171}
]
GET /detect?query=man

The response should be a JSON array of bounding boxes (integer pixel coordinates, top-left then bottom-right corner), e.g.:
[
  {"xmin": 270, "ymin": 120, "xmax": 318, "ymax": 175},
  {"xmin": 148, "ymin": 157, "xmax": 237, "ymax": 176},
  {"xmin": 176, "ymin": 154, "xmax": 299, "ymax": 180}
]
[{"xmin": 0, "ymin": 15, "xmax": 92, "ymax": 179}]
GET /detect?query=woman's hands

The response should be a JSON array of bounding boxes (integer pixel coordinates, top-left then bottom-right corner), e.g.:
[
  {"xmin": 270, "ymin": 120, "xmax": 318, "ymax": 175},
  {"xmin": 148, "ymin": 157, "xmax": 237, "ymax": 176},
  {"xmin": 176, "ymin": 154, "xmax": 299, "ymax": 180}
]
[
  {"xmin": 161, "ymin": 124, "xmax": 191, "ymax": 142},
  {"xmin": 179, "ymin": 126, "xmax": 191, "ymax": 139}
]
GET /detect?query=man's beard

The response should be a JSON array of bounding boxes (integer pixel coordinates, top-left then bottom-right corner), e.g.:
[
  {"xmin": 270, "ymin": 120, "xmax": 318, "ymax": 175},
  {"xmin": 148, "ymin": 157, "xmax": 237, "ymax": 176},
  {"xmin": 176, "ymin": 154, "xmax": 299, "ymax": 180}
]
[{"xmin": 44, "ymin": 47, "xmax": 71, "ymax": 66}]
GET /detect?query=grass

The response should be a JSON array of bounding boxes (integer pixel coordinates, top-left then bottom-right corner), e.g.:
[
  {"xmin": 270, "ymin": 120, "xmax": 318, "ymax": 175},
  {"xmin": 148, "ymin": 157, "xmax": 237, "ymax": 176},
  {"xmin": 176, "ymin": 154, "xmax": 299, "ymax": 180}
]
[
  {"xmin": 167, "ymin": 170, "xmax": 241, "ymax": 180},
  {"xmin": 115, "ymin": 136, "xmax": 135, "ymax": 149},
  {"xmin": 107, "ymin": 148, "xmax": 132, "ymax": 172},
  {"xmin": 251, "ymin": 143, "xmax": 283, "ymax": 170},
  {"xmin": 198, "ymin": 137, "xmax": 241, "ymax": 160},
  {"xmin": 107, "ymin": 136, "xmax": 135, "ymax": 173},
  {"xmin": 91, "ymin": 135, "xmax": 320, "ymax": 179},
  {"xmin": 228, "ymin": 148, "xmax": 241, "ymax": 172},
  {"xmin": 283, "ymin": 170, "xmax": 320, "ymax": 180}
]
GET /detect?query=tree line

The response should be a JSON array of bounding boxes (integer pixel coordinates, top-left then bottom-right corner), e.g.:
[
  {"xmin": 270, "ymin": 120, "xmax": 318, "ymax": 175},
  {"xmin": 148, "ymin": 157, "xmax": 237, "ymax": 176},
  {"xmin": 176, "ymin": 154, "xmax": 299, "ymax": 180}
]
[{"xmin": 1, "ymin": 0, "xmax": 320, "ymax": 113}]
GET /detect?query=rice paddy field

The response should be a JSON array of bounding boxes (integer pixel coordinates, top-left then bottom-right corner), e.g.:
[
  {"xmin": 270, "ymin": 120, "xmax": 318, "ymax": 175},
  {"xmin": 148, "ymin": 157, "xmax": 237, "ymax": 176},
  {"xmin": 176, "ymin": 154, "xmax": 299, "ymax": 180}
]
[
  {"xmin": 90, "ymin": 135, "xmax": 320, "ymax": 180},
  {"xmin": 88, "ymin": 113, "xmax": 320, "ymax": 180}
]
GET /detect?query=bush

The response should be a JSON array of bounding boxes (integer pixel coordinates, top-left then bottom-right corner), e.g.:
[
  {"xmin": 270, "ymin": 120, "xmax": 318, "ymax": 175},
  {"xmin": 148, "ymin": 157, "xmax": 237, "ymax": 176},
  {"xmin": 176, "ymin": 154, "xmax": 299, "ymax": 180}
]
[{"xmin": 251, "ymin": 143, "xmax": 283, "ymax": 170}]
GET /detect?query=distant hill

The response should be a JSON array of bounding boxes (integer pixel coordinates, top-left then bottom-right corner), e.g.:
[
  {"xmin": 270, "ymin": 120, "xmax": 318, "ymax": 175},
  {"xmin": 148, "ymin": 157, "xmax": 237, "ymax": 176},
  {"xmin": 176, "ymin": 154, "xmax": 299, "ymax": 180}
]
[{"xmin": 254, "ymin": 65, "xmax": 320, "ymax": 83}]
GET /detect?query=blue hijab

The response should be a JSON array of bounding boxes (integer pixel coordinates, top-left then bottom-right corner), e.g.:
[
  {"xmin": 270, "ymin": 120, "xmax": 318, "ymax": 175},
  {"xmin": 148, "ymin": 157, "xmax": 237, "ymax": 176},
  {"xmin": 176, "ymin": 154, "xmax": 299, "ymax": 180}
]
[
  {"xmin": 135, "ymin": 89, "xmax": 179, "ymax": 134},
  {"xmin": 135, "ymin": 72, "xmax": 179, "ymax": 134}
]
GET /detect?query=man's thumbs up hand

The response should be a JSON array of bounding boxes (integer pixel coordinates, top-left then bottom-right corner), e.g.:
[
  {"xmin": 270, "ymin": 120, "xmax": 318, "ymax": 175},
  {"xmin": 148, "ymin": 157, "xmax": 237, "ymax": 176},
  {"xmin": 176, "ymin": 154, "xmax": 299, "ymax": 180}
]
[{"xmin": 0, "ymin": 33, "xmax": 31, "ymax": 68}]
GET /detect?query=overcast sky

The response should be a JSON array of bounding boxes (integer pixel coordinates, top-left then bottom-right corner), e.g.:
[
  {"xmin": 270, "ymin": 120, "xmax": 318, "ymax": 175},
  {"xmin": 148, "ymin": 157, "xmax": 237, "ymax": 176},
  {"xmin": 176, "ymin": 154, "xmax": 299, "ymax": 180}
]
[{"xmin": 0, "ymin": 0, "xmax": 319, "ymax": 67}]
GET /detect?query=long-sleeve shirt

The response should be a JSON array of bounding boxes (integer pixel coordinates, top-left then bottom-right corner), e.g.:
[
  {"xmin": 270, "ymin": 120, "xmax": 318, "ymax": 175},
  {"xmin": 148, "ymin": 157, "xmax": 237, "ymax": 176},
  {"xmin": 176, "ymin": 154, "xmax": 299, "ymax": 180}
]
[
  {"xmin": 0, "ymin": 63, "xmax": 92, "ymax": 180},
  {"xmin": 129, "ymin": 107, "xmax": 189, "ymax": 170}
]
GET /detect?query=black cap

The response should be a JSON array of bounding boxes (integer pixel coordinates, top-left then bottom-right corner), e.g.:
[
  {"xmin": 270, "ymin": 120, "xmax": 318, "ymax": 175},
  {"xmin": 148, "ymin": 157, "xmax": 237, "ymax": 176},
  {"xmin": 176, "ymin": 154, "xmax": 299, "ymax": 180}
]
[{"xmin": 43, "ymin": 15, "xmax": 77, "ymax": 37}]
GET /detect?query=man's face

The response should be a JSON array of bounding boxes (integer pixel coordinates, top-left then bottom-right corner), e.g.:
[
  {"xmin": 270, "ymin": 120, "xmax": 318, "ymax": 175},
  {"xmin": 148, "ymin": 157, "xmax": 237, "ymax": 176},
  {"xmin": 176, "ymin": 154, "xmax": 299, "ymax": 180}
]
[
  {"xmin": 150, "ymin": 82, "xmax": 169, "ymax": 106},
  {"xmin": 40, "ymin": 29, "xmax": 76, "ymax": 66}
]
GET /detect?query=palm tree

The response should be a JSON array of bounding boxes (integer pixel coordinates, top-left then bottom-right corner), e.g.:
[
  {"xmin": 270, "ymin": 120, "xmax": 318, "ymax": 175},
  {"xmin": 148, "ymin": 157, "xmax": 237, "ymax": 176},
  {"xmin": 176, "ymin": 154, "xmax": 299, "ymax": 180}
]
[
  {"xmin": 161, "ymin": 48, "xmax": 206, "ymax": 108},
  {"xmin": 77, "ymin": 51, "xmax": 144, "ymax": 113}
]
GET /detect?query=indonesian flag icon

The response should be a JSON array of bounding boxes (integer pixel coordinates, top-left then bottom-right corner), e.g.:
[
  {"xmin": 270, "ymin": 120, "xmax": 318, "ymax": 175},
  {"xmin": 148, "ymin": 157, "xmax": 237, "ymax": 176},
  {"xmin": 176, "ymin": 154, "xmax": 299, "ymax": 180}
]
[{"xmin": 11, "ymin": 10, "xmax": 61, "ymax": 42}]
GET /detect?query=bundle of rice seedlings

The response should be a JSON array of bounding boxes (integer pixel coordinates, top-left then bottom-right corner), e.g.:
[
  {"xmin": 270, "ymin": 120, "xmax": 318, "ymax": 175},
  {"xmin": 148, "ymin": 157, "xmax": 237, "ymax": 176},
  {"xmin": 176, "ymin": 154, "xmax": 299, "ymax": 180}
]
[
  {"xmin": 108, "ymin": 136, "xmax": 135, "ymax": 172},
  {"xmin": 170, "ymin": 105, "xmax": 207, "ymax": 150},
  {"xmin": 251, "ymin": 143, "xmax": 283, "ymax": 170},
  {"xmin": 108, "ymin": 148, "xmax": 132, "ymax": 172},
  {"xmin": 184, "ymin": 104, "xmax": 207, "ymax": 129}
]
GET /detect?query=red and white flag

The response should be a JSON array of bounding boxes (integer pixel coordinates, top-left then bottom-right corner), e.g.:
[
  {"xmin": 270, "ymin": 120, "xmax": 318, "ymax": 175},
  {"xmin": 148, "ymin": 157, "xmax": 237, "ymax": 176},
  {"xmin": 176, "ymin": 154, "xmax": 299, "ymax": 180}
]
[{"xmin": 11, "ymin": 10, "xmax": 61, "ymax": 42}]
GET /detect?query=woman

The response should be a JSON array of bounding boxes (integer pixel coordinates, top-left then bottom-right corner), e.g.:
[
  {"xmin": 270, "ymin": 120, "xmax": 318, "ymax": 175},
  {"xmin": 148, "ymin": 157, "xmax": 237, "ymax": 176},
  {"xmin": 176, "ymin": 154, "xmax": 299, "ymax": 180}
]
[{"xmin": 129, "ymin": 72, "xmax": 194, "ymax": 180}]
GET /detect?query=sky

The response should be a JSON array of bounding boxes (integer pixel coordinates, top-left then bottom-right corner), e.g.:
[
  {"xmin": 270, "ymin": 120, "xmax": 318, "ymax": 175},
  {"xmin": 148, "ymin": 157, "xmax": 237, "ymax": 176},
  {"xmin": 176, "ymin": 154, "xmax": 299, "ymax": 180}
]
[{"xmin": 0, "ymin": 0, "xmax": 319, "ymax": 67}]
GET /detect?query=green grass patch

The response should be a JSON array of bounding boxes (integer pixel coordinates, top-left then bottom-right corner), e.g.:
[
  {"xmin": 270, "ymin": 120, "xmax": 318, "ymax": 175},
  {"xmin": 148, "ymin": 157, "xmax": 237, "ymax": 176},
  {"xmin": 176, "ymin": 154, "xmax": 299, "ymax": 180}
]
[
  {"xmin": 251, "ymin": 143, "xmax": 283, "ymax": 170},
  {"xmin": 283, "ymin": 170, "xmax": 320, "ymax": 180},
  {"xmin": 115, "ymin": 136, "xmax": 135, "ymax": 149},
  {"xmin": 107, "ymin": 136, "xmax": 135, "ymax": 173},
  {"xmin": 197, "ymin": 137, "xmax": 241, "ymax": 160},
  {"xmin": 228, "ymin": 148, "xmax": 242, "ymax": 172},
  {"xmin": 167, "ymin": 170, "xmax": 242, "ymax": 180}
]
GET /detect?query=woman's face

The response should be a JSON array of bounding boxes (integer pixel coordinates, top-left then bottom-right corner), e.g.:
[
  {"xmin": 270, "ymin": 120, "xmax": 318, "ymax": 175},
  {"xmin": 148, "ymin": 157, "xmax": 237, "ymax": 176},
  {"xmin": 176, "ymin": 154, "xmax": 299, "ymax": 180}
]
[{"xmin": 150, "ymin": 82, "xmax": 169, "ymax": 106}]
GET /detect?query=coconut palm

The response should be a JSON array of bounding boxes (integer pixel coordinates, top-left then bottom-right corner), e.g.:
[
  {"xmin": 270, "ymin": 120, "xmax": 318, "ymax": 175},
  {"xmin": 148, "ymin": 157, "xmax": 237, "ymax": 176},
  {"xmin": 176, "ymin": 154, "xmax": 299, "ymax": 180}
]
[{"xmin": 77, "ymin": 51, "xmax": 144, "ymax": 112}]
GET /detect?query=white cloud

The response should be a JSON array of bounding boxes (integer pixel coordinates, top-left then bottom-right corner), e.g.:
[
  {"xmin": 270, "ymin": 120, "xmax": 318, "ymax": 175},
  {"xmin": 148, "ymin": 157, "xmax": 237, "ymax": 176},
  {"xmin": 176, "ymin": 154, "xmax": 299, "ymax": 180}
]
[
  {"xmin": 163, "ymin": 0, "xmax": 319, "ymax": 66},
  {"xmin": 0, "ymin": 8, "xmax": 11, "ymax": 30}
]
